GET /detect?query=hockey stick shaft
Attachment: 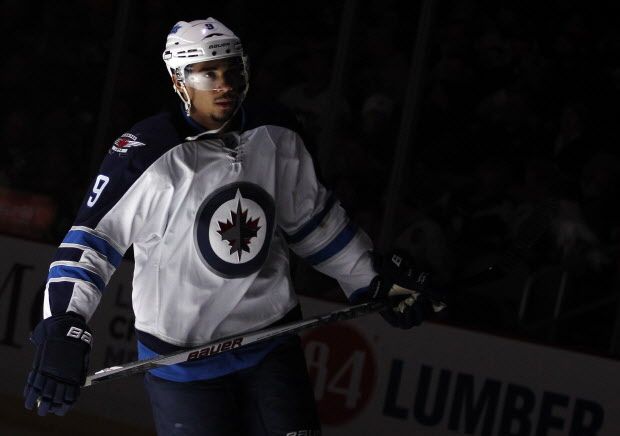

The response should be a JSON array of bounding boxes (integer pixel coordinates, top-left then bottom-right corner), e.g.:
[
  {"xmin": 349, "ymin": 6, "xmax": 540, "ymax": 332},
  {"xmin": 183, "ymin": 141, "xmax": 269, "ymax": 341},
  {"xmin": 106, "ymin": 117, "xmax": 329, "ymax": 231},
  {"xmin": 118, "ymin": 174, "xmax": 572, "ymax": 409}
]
[{"xmin": 84, "ymin": 300, "xmax": 388, "ymax": 386}]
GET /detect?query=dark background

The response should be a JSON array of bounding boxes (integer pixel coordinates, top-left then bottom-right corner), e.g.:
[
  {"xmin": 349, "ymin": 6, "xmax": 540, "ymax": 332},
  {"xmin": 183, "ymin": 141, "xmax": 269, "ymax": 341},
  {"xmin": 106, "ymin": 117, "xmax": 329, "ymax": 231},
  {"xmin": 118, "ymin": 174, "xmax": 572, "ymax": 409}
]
[{"xmin": 3, "ymin": 0, "xmax": 620, "ymax": 357}]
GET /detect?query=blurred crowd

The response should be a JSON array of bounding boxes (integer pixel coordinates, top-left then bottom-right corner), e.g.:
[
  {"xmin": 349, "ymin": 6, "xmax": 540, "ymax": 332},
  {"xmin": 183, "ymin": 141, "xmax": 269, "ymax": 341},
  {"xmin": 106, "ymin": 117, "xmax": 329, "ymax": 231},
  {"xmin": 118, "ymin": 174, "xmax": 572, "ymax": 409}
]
[
  {"xmin": 288, "ymin": 0, "xmax": 620, "ymax": 354},
  {"xmin": 2, "ymin": 0, "xmax": 620, "ymax": 354}
]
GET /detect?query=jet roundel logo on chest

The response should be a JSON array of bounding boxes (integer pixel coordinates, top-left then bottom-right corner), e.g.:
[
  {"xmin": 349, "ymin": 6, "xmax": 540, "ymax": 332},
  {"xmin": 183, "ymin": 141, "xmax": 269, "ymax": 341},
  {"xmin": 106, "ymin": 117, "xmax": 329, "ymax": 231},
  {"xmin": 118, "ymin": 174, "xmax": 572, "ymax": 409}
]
[{"xmin": 195, "ymin": 182, "xmax": 275, "ymax": 278}]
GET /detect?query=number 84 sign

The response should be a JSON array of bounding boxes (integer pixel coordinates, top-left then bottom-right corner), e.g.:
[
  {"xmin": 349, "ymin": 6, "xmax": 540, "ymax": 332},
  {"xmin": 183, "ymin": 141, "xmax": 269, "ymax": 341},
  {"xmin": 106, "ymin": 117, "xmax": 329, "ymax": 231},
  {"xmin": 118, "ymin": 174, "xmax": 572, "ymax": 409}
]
[{"xmin": 302, "ymin": 323, "xmax": 377, "ymax": 426}]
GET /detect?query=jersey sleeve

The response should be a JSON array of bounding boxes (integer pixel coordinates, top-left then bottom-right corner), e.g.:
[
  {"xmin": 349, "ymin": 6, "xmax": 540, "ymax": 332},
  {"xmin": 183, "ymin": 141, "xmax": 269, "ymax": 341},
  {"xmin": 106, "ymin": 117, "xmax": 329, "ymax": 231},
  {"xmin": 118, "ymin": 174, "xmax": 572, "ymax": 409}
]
[
  {"xmin": 276, "ymin": 129, "xmax": 376, "ymax": 301},
  {"xmin": 44, "ymin": 119, "xmax": 178, "ymax": 321}
]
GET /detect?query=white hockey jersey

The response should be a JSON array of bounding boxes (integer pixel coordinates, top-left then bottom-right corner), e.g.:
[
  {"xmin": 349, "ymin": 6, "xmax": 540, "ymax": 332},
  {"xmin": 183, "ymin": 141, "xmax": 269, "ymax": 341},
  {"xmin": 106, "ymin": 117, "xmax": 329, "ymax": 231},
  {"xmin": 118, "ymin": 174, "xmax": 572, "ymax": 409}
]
[{"xmin": 44, "ymin": 103, "xmax": 376, "ymax": 380}]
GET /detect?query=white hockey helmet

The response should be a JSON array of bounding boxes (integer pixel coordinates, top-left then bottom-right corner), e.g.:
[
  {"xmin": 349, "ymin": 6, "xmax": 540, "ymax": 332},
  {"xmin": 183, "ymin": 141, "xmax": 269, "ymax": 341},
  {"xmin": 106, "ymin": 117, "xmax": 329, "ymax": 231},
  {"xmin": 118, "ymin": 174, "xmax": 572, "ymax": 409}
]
[{"xmin": 162, "ymin": 18, "xmax": 249, "ymax": 114}]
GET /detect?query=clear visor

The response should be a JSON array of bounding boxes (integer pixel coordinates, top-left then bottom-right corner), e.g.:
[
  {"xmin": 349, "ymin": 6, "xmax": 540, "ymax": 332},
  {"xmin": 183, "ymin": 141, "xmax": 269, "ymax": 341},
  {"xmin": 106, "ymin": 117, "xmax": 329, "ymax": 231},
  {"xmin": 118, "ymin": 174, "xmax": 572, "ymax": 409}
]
[{"xmin": 184, "ymin": 57, "xmax": 247, "ymax": 92}]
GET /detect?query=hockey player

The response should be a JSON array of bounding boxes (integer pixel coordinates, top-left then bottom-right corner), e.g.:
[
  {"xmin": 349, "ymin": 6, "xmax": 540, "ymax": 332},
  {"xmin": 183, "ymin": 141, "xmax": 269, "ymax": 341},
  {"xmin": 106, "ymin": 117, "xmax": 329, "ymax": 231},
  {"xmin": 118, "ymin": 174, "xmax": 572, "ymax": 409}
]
[{"xmin": 24, "ymin": 18, "xmax": 438, "ymax": 435}]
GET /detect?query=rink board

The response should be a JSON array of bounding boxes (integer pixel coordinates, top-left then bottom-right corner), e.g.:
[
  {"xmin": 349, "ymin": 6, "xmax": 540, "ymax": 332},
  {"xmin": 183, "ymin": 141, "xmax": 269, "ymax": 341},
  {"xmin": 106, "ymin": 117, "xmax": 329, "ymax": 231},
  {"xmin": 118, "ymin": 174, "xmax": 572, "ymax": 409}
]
[{"xmin": 0, "ymin": 234, "xmax": 618, "ymax": 435}]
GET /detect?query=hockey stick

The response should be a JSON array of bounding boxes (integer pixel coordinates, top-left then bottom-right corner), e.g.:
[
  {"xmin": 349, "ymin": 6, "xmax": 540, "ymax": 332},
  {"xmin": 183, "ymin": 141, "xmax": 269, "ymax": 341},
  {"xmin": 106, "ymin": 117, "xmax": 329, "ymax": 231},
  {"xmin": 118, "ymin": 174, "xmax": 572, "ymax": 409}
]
[
  {"xmin": 85, "ymin": 286, "xmax": 446, "ymax": 387},
  {"xmin": 86, "ymin": 300, "xmax": 381, "ymax": 386}
]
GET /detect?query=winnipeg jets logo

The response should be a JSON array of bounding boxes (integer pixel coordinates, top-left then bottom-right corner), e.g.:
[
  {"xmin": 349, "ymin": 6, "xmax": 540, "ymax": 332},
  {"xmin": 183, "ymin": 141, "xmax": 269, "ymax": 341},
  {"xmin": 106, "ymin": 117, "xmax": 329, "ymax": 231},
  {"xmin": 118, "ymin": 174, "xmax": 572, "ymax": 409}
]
[
  {"xmin": 110, "ymin": 133, "xmax": 145, "ymax": 155},
  {"xmin": 214, "ymin": 190, "xmax": 263, "ymax": 262},
  {"xmin": 195, "ymin": 183, "xmax": 275, "ymax": 278}
]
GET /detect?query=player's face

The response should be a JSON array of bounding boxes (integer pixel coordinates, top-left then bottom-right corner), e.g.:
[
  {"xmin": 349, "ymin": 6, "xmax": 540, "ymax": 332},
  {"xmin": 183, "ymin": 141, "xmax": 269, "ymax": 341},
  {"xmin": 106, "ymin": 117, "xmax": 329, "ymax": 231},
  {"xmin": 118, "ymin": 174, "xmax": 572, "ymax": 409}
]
[{"xmin": 181, "ymin": 58, "xmax": 246, "ymax": 130}]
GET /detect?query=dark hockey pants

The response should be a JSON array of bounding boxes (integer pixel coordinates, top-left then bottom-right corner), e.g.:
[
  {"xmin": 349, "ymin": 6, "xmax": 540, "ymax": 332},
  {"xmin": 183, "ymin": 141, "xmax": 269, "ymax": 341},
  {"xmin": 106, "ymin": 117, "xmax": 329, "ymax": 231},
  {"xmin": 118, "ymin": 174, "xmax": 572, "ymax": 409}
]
[{"xmin": 144, "ymin": 336, "xmax": 321, "ymax": 436}]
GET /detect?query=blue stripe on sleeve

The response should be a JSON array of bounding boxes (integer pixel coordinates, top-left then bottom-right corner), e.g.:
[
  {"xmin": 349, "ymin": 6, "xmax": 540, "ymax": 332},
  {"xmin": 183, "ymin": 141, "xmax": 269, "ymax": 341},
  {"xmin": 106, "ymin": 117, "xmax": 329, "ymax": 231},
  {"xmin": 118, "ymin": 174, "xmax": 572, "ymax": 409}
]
[
  {"xmin": 283, "ymin": 195, "xmax": 336, "ymax": 244},
  {"xmin": 62, "ymin": 230, "xmax": 122, "ymax": 267},
  {"xmin": 48, "ymin": 265, "xmax": 106, "ymax": 293},
  {"xmin": 304, "ymin": 222, "xmax": 357, "ymax": 266}
]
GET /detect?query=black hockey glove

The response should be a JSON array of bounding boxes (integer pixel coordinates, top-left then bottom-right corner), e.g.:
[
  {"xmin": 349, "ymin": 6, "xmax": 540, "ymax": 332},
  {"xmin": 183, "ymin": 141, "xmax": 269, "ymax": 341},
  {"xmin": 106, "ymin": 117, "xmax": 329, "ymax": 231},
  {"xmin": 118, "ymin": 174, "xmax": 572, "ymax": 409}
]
[
  {"xmin": 24, "ymin": 312, "xmax": 92, "ymax": 416},
  {"xmin": 369, "ymin": 252, "xmax": 446, "ymax": 329}
]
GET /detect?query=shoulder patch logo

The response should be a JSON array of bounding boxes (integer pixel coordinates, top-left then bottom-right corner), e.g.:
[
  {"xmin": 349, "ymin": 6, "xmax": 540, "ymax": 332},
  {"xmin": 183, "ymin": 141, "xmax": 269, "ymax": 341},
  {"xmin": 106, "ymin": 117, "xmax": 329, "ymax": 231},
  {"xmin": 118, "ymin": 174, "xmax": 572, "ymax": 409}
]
[
  {"xmin": 195, "ymin": 182, "xmax": 275, "ymax": 278},
  {"xmin": 110, "ymin": 133, "xmax": 145, "ymax": 155}
]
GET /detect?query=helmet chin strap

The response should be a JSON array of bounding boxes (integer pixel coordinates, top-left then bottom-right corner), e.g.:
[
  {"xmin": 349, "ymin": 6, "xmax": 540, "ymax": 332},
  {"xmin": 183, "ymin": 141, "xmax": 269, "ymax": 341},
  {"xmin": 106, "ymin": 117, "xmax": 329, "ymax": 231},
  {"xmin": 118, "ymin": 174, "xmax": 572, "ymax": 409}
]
[
  {"xmin": 173, "ymin": 75, "xmax": 192, "ymax": 116},
  {"xmin": 178, "ymin": 85, "xmax": 192, "ymax": 116}
]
